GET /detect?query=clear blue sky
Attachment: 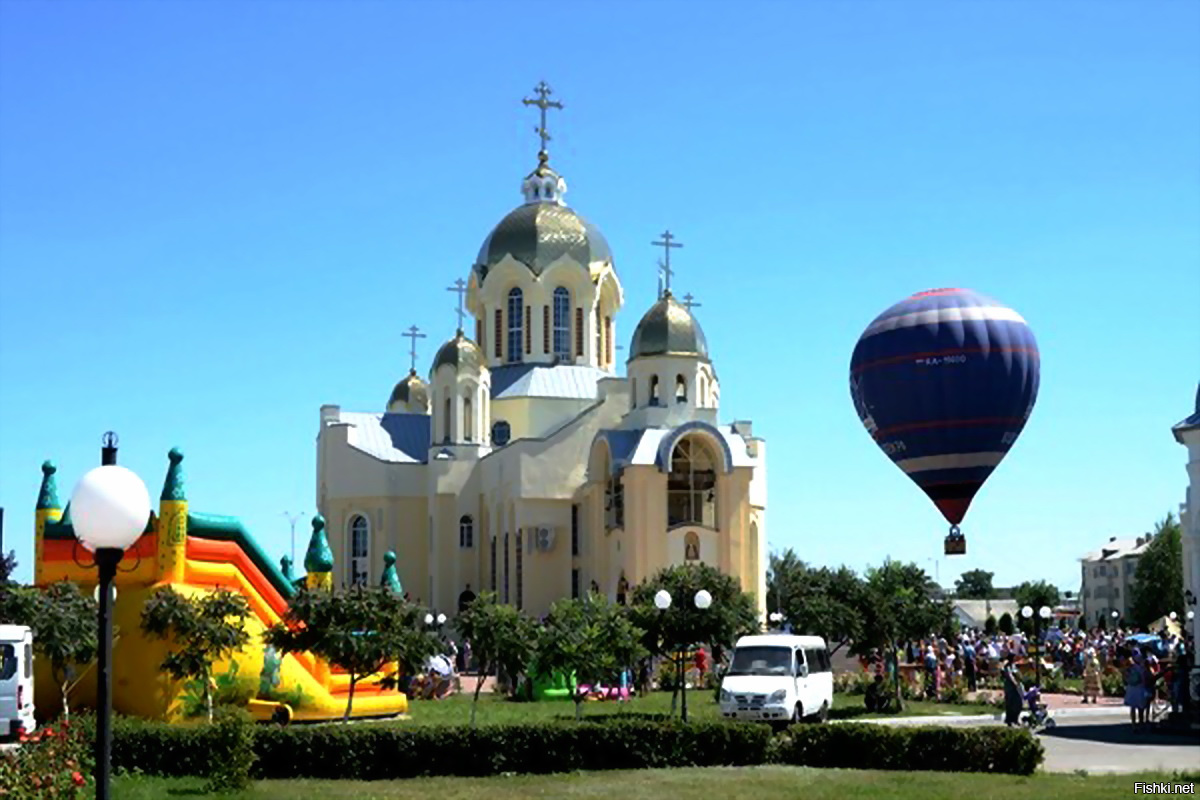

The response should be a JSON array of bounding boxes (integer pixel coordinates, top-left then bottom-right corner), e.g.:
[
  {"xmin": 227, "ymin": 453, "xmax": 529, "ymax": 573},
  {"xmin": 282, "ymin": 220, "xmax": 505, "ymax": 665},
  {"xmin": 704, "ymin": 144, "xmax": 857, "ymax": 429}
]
[{"xmin": 2, "ymin": 0, "xmax": 1197, "ymax": 593}]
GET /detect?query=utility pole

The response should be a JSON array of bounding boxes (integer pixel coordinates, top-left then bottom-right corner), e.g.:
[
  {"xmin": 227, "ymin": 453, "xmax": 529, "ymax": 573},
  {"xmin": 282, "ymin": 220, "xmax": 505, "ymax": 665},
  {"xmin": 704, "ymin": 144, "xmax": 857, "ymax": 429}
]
[{"xmin": 283, "ymin": 511, "xmax": 304, "ymax": 565}]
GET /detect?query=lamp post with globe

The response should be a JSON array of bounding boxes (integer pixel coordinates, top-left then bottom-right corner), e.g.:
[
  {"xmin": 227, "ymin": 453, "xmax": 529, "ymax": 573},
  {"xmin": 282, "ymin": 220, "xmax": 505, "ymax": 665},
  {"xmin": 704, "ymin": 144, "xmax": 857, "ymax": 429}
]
[
  {"xmin": 1021, "ymin": 605, "xmax": 1053, "ymax": 687},
  {"xmin": 654, "ymin": 588, "xmax": 712, "ymax": 722},
  {"xmin": 69, "ymin": 433, "xmax": 151, "ymax": 800}
]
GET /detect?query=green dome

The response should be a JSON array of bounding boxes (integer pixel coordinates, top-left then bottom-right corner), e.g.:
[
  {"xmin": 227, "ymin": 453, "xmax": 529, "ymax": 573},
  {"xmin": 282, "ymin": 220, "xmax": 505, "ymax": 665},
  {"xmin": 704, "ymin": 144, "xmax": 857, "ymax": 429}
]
[
  {"xmin": 629, "ymin": 292, "xmax": 709, "ymax": 361},
  {"xmin": 304, "ymin": 515, "xmax": 334, "ymax": 573},
  {"xmin": 389, "ymin": 370, "xmax": 429, "ymax": 411}
]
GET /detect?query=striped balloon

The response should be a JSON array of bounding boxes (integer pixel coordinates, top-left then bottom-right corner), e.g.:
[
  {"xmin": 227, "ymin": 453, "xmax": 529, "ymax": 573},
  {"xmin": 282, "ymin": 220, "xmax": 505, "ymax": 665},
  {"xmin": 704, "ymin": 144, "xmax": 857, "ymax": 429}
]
[{"xmin": 849, "ymin": 288, "xmax": 1040, "ymax": 528}]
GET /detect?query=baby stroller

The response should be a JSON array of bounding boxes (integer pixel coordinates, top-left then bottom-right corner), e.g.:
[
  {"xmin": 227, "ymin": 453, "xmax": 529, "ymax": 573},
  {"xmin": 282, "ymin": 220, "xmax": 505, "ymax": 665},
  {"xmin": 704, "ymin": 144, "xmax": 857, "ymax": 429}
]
[{"xmin": 1021, "ymin": 686, "xmax": 1056, "ymax": 730}]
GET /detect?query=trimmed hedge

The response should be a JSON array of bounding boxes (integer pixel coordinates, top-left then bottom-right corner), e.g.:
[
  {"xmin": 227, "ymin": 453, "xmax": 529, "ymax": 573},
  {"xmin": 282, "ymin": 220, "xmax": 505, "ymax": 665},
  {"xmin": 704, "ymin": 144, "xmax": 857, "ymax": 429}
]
[
  {"xmin": 777, "ymin": 723, "xmax": 1044, "ymax": 776},
  {"xmin": 111, "ymin": 717, "xmax": 1043, "ymax": 780}
]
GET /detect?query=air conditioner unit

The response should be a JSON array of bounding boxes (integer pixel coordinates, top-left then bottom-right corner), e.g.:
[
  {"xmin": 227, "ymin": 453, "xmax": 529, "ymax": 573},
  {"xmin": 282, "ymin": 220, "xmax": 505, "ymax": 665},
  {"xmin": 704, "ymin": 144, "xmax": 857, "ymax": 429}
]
[{"xmin": 537, "ymin": 527, "xmax": 555, "ymax": 552}]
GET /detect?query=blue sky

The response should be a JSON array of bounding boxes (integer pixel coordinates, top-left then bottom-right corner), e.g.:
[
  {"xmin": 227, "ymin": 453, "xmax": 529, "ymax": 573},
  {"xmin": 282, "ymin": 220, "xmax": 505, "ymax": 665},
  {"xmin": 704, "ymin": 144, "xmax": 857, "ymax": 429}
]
[{"xmin": 1, "ymin": 0, "xmax": 1197, "ymax": 593}]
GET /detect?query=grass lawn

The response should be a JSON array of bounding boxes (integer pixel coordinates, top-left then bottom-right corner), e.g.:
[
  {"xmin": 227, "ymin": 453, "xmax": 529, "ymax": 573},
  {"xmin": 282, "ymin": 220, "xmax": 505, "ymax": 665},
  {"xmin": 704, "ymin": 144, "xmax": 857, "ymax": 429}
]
[
  {"xmin": 113, "ymin": 766, "xmax": 1191, "ymax": 799},
  {"xmin": 394, "ymin": 689, "xmax": 994, "ymax": 727}
]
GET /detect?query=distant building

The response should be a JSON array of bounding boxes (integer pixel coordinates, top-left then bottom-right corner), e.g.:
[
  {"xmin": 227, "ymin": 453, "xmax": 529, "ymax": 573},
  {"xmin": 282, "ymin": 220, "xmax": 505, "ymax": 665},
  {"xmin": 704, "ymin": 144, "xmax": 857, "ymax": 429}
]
[
  {"xmin": 1171, "ymin": 381, "xmax": 1199, "ymax": 668},
  {"xmin": 952, "ymin": 598, "xmax": 1018, "ymax": 629},
  {"xmin": 1079, "ymin": 535, "xmax": 1153, "ymax": 625}
]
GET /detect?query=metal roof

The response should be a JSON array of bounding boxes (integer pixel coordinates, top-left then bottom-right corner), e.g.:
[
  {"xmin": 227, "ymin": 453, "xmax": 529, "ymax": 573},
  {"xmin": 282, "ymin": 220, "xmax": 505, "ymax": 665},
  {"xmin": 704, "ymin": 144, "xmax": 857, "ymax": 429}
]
[
  {"xmin": 490, "ymin": 363, "xmax": 609, "ymax": 400},
  {"xmin": 339, "ymin": 412, "xmax": 430, "ymax": 463},
  {"xmin": 595, "ymin": 422, "xmax": 754, "ymax": 473}
]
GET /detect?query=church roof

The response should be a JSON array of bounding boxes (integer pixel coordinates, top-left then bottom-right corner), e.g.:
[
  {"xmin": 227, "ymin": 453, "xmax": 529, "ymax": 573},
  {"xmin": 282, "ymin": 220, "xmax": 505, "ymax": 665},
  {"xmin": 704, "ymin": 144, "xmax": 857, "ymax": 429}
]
[
  {"xmin": 432, "ymin": 333, "xmax": 484, "ymax": 374},
  {"xmin": 389, "ymin": 370, "xmax": 429, "ymax": 409},
  {"xmin": 473, "ymin": 203, "xmax": 613, "ymax": 282},
  {"xmin": 1172, "ymin": 381, "xmax": 1200, "ymax": 443},
  {"xmin": 491, "ymin": 363, "xmax": 609, "ymax": 400},
  {"xmin": 596, "ymin": 422, "xmax": 756, "ymax": 474},
  {"xmin": 629, "ymin": 292, "xmax": 709, "ymax": 361},
  {"xmin": 340, "ymin": 412, "xmax": 431, "ymax": 463}
]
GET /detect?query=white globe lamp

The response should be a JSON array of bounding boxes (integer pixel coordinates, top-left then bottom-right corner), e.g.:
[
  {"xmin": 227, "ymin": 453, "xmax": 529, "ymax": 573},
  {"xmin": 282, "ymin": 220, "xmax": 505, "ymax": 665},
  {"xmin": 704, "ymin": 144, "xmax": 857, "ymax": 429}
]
[
  {"xmin": 424, "ymin": 613, "xmax": 434, "ymax": 626},
  {"xmin": 694, "ymin": 589, "xmax": 712, "ymax": 610},
  {"xmin": 654, "ymin": 589, "xmax": 672, "ymax": 610},
  {"xmin": 1038, "ymin": 605, "xmax": 1052, "ymax": 620},
  {"xmin": 1020, "ymin": 605, "xmax": 1033, "ymax": 619},
  {"xmin": 71, "ymin": 466, "xmax": 151, "ymax": 553},
  {"xmin": 436, "ymin": 613, "xmax": 447, "ymax": 626}
]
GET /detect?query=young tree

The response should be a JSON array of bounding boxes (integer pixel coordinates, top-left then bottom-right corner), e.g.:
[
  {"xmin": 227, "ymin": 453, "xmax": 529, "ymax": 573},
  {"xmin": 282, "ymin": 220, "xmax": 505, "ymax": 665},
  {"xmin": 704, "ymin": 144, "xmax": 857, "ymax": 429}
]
[
  {"xmin": 998, "ymin": 612, "xmax": 1015, "ymax": 635},
  {"xmin": 954, "ymin": 569, "xmax": 995, "ymax": 599},
  {"xmin": 537, "ymin": 593, "xmax": 646, "ymax": 720},
  {"xmin": 984, "ymin": 614, "xmax": 998, "ymax": 635},
  {"xmin": 1130, "ymin": 513, "xmax": 1184, "ymax": 628},
  {"xmin": 264, "ymin": 585, "xmax": 439, "ymax": 721},
  {"xmin": 141, "ymin": 587, "xmax": 252, "ymax": 723},
  {"xmin": 454, "ymin": 591, "xmax": 538, "ymax": 727},
  {"xmin": 0, "ymin": 550, "xmax": 17, "ymax": 583},
  {"xmin": 765, "ymin": 551, "xmax": 862, "ymax": 653}
]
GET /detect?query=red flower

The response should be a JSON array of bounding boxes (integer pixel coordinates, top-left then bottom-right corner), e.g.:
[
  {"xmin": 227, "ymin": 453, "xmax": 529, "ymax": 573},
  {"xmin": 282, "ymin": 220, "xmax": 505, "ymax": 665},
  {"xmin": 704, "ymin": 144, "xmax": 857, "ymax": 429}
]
[{"xmin": 72, "ymin": 772, "xmax": 85, "ymax": 786}]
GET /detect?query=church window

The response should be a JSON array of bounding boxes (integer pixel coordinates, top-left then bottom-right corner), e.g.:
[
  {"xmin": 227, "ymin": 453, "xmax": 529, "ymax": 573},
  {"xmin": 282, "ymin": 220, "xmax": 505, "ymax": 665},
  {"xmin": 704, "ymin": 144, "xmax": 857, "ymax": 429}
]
[
  {"xmin": 493, "ymin": 310, "xmax": 502, "ymax": 358},
  {"xmin": 532, "ymin": 185, "xmax": 539, "ymax": 199},
  {"xmin": 349, "ymin": 515, "xmax": 370, "ymax": 587},
  {"xmin": 463, "ymin": 396, "xmax": 473, "ymax": 442},
  {"xmin": 649, "ymin": 375, "xmax": 660, "ymax": 406},
  {"xmin": 631, "ymin": 378, "xmax": 637, "ymax": 409},
  {"xmin": 667, "ymin": 437, "xmax": 718, "ymax": 528},
  {"xmin": 443, "ymin": 397, "xmax": 452, "ymax": 443},
  {"xmin": 516, "ymin": 530, "xmax": 524, "ymax": 610},
  {"xmin": 605, "ymin": 316, "xmax": 613, "ymax": 366},
  {"xmin": 616, "ymin": 574, "xmax": 628, "ymax": 606},
  {"xmin": 571, "ymin": 567, "xmax": 580, "ymax": 599},
  {"xmin": 553, "ymin": 288, "xmax": 571, "ymax": 358},
  {"xmin": 685, "ymin": 530, "xmax": 700, "ymax": 561},
  {"xmin": 605, "ymin": 472, "xmax": 624, "ymax": 530},
  {"xmin": 459, "ymin": 515, "xmax": 474, "ymax": 548},
  {"xmin": 543, "ymin": 305, "xmax": 550, "ymax": 353},
  {"xmin": 503, "ymin": 532, "xmax": 510, "ymax": 603},
  {"xmin": 490, "ymin": 536, "xmax": 497, "ymax": 591},
  {"xmin": 595, "ymin": 324, "xmax": 602, "ymax": 367},
  {"xmin": 507, "ymin": 288, "xmax": 524, "ymax": 363},
  {"xmin": 575, "ymin": 308, "xmax": 584, "ymax": 356},
  {"xmin": 571, "ymin": 504, "xmax": 580, "ymax": 556},
  {"xmin": 476, "ymin": 319, "xmax": 483, "ymax": 351},
  {"xmin": 491, "ymin": 420, "xmax": 511, "ymax": 446},
  {"xmin": 675, "ymin": 375, "xmax": 687, "ymax": 403},
  {"xmin": 699, "ymin": 376, "xmax": 707, "ymax": 407},
  {"xmin": 525, "ymin": 306, "xmax": 532, "ymax": 354}
]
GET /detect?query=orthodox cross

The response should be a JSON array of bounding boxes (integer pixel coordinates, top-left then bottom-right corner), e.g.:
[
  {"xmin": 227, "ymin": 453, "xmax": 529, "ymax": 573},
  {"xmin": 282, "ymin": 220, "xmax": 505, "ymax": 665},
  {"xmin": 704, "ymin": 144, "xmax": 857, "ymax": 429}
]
[
  {"xmin": 522, "ymin": 81, "xmax": 563, "ymax": 154},
  {"xmin": 446, "ymin": 278, "xmax": 468, "ymax": 331},
  {"xmin": 682, "ymin": 292, "xmax": 702, "ymax": 312},
  {"xmin": 402, "ymin": 325, "xmax": 426, "ymax": 372},
  {"xmin": 651, "ymin": 230, "xmax": 683, "ymax": 294}
]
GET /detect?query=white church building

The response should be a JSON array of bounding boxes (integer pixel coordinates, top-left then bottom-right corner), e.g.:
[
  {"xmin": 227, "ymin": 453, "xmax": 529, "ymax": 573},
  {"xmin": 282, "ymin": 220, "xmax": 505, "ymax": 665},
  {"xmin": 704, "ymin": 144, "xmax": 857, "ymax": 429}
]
[{"xmin": 315, "ymin": 86, "xmax": 767, "ymax": 619}]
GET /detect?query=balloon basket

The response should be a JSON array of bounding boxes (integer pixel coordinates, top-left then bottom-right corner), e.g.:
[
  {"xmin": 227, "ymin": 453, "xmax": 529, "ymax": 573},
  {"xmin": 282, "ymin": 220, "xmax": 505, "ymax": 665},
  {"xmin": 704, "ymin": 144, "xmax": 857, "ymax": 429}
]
[{"xmin": 944, "ymin": 534, "xmax": 966, "ymax": 556}]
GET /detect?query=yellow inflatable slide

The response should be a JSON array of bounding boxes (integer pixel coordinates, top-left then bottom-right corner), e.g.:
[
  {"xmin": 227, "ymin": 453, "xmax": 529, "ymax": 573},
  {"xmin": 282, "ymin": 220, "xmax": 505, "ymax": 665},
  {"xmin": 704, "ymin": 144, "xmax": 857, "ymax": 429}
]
[{"xmin": 32, "ymin": 449, "xmax": 408, "ymax": 722}]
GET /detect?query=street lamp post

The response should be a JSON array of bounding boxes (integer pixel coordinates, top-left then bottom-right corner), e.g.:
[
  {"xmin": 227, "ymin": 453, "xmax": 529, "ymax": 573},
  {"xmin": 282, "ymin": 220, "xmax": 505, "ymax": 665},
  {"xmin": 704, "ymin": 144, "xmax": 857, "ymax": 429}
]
[
  {"xmin": 654, "ymin": 588, "xmax": 711, "ymax": 723},
  {"xmin": 283, "ymin": 511, "xmax": 304, "ymax": 566},
  {"xmin": 69, "ymin": 434, "xmax": 151, "ymax": 800},
  {"xmin": 1020, "ymin": 605, "xmax": 1053, "ymax": 687}
]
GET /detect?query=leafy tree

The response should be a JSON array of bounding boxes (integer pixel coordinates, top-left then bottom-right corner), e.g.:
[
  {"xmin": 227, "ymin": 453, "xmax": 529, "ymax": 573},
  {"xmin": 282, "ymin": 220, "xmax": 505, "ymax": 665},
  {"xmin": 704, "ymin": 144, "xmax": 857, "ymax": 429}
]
[
  {"xmin": 765, "ymin": 550, "xmax": 862, "ymax": 653},
  {"xmin": 998, "ymin": 612, "xmax": 1015, "ymax": 635},
  {"xmin": 454, "ymin": 591, "xmax": 538, "ymax": 727},
  {"xmin": 0, "ymin": 581, "xmax": 99, "ymax": 720},
  {"xmin": 1013, "ymin": 580, "xmax": 1060, "ymax": 636},
  {"xmin": 984, "ymin": 614, "xmax": 997, "ymax": 635},
  {"xmin": 1130, "ymin": 513, "xmax": 1184, "ymax": 628},
  {"xmin": 953, "ymin": 569, "xmax": 994, "ymax": 599},
  {"xmin": 141, "ymin": 587, "xmax": 252, "ymax": 723},
  {"xmin": 536, "ymin": 593, "xmax": 646, "ymax": 720},
  {"xmin": 264, "ymin": 585, "xmax": 438, "ymax": 721},
  {"xmin": 0, "ymin": 550, "xmax": 17, "ymax": 583}
]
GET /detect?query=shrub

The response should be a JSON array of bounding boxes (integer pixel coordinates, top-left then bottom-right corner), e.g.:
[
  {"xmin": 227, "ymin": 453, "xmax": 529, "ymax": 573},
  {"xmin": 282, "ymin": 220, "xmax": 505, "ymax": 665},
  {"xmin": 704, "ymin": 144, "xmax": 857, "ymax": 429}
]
[
  {"xmin": 834, "ymin": 671, "xmax": 875, "ymax": 695},
  {"xmin": 776, "ymin": 723, "xmax": 1043, "ymax": 775},
  {"xmin": 940, "ymin": 677, "xmax": 968, "ymax": 704},
  {"xmin": 1101, "ymin": 669, "xmax": 1124, "ymax": 698},
  {"xmin": 204, "ymin": 707, "xmax": 256, "ymax": 792},
  {"xmin": 0, "ymin": 714, "xmax": 94, "ymax": 797},
  {"xmin": 181, "ymin": 659, "xmax": 257, "ymax": 718}
]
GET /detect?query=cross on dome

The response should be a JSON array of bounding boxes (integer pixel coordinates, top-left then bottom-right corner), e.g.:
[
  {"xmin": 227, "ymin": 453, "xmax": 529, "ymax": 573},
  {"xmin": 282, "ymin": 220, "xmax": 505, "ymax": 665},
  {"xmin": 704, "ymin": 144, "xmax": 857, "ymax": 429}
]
[
  {"xmin": 446, "ymin": 278, "xmax": 468, "ymax": 332},
  {"xmin": 682, "ymin": 292, "xmax": 702, "ymax": 312},
  {"xmin": 651, "ymin": 230, "xmax": 683, "ymax": 295},
  {"xmin": 522, "ymin": 81, "xmax": 563, "ymax": 160},
  {"xmin": 402, "ymin": 325, "xmax": 426, "ymax": 373}
]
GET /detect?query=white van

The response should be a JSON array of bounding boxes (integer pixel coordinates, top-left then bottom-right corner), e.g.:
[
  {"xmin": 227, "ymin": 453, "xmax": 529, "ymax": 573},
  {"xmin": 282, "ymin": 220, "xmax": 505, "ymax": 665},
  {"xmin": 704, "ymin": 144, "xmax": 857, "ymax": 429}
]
[
  {"xmin": 0, "ymin": 625, "xmax": 35, "ymax": 739},
  {"xmin": 718, "ymin": 634, "xmax": 833, "ymax": 724}
]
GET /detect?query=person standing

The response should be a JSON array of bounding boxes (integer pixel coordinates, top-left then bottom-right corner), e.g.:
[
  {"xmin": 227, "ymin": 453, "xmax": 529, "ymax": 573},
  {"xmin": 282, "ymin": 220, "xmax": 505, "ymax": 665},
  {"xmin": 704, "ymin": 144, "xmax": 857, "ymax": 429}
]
[
  {"xmin": 963, "ymin": 637, "xmax": 978, "ymax": 692},
  {"xmin": 1124, "ymin": 652, "xmax": 1146, "ymax": 729},
  {"xmin": 1082, "ymin": 648, "xmax": 1102, "ymax": 704},
  {"xmin": 1002, "ymin": 655, "xmax": 1023, "ymax": 726}
]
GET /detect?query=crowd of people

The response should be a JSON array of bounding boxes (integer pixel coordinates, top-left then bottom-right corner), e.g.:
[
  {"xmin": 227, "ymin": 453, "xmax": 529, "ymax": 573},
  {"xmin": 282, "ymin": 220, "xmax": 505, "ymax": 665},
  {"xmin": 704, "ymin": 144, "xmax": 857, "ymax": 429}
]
[{"xmin": 860, "ymin": 622, "xmax": 1194, "ymax": 728}]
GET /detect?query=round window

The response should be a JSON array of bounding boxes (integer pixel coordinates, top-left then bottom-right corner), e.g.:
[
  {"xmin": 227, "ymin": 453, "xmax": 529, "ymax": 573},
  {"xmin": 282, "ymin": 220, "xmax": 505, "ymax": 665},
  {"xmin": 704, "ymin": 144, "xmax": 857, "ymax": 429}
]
[{"xmin": 491, "ymin": 420, "xmax": 511, "ymax": 446}]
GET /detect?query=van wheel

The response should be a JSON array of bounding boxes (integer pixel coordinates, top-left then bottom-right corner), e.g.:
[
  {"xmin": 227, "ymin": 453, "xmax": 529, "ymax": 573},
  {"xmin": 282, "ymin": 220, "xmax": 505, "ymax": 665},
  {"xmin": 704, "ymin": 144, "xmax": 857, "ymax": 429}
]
[
  {"xmin": 791, "ymin": 704, "xmax": 804, "ymax": 726},
  {"xmin": 816, "ymin": 701, "xmax": 829, "ymax": 723}
]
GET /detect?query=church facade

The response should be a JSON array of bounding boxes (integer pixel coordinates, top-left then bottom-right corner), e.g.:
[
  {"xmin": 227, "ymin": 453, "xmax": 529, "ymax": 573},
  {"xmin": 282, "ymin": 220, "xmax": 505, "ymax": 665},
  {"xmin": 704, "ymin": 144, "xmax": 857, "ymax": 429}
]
[{"xmin": 316, "ymin": 88, "xmax": 767, "ymax": 619}]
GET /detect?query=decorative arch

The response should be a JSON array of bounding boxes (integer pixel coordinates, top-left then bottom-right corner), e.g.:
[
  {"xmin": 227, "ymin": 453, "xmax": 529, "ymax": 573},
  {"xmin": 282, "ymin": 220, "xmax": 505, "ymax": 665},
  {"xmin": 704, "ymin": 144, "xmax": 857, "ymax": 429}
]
[
  {"xmin": 675, "ymin": 375, "xmax": 687, "ymax": 403},
  {"xmin": 685, "ymin": 530, "xmax": 700, "ymax": 561},
  {"xmin": 459, "ymin": 515, "xmax": 474, "ymax": 548},
  {"xmin": 649, "ymin": 375, "xmax": 660, "ymax": 406},
  {"xmin": 666, "ymin": 438, "xmax": 718, "ymax": 528},
  {"xmin": 348, "ymin": 514, "xmax": 370, "ymax": 586},
  {"xmin": 656, "ymin": 421, "xmax": 735, "ymax": 475}
]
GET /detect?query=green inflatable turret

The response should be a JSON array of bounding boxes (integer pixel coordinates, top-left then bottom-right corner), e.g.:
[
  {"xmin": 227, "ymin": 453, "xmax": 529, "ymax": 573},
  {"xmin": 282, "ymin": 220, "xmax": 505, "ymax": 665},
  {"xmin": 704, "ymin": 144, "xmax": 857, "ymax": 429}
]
[{"xmin": 380, "ymin": 551, "xmax": 402, "ymax": 594}]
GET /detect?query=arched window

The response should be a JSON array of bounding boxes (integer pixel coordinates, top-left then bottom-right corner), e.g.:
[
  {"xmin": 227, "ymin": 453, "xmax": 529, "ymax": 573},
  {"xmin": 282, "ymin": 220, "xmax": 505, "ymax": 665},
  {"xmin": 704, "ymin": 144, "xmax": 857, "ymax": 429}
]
[
  {"xmin": 459, "ymin": 515, "xmax": 474, "ymax": 548},
  {"xmin": 506, "ymin": 288, "xmax": 523, "ymax": 363},
  {"xmin": 463, "ymin": 395, "xmax": 473, "ymax": 442},
  {"xmin": 631, "ymin": 378, "xmax": 637, "ymax": 409},
  {"xmin": 667, "ymin": 438, "xmax": 718, "ymax": 528},
  {"xmin": 443, "ymin": 396, "xmax": 452, "ymax": 443},
  {"xmin": 699, "ymin": 375, "xmax": 707, "ymax": 407},
  {"xmin": 458, "ymin": 587, "xmax": 477, "ymax": 613},
  {"xmin": 616, "ymin": 574, "xmax": 629, "ymax": 606},
  {"xmin": 649, "ymin": 375, "xmax": 660, "ymax": 406},
  {"xmin": 553, "ymin": 287, "xmax": 571, "ymax": 358},
  {"xmin": 675, "ymin": 375, "xmax": 687, "ymax": 403},
  {"xmin": 491, "ymin": 420, "xmax": 511, "ymax": 446},
  {"xmin": 349, "ymin": 515, "xmax": 370, "ymax": 586},
  {"xmin": 685, "ymin": 530, "xmax": 700, "ymax": 561}
]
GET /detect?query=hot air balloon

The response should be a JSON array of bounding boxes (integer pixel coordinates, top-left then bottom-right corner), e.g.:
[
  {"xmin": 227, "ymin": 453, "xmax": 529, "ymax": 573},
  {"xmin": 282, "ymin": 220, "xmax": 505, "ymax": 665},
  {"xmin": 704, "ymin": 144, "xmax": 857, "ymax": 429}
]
[{"xmin": 849, "ymin": 288, "xmax": 1040, "ymax": 555}]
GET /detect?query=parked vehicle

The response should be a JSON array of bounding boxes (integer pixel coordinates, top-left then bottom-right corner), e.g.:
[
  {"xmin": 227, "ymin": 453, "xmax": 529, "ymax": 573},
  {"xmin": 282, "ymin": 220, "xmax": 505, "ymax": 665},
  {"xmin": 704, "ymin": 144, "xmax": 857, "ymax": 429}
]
[
  {"xmin": 718, "ymin": 634, "xmax": 833, "ymax": 725},
  {"xmin": 0, "ymin": 624, "xmax": 36, "ymax": 739}
]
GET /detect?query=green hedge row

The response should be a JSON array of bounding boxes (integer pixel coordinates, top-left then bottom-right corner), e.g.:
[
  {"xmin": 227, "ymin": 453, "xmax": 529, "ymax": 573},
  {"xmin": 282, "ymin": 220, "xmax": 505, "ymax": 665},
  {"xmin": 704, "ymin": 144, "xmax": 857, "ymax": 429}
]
[{"xmin": 110, "ymin": 717, "xmax": 1042, "ymax": 780}]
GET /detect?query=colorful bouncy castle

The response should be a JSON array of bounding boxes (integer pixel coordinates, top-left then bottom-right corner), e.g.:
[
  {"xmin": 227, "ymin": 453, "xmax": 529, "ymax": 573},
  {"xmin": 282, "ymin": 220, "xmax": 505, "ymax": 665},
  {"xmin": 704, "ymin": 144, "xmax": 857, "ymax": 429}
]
[{"xmin": 32, "ymin": 449, "xmax": 409, "ymax": 722}]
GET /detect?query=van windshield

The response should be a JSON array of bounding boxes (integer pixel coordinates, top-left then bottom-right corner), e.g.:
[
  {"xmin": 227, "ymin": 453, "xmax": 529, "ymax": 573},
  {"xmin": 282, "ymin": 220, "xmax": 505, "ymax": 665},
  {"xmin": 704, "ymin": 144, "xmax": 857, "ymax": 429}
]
[
  {"xmin": 726, "ymin": 646, "xmax": 792, "ymax": 677},
  {"xmin": 0, "ymin": 644, "xmax": 15, "ymax": 681}
]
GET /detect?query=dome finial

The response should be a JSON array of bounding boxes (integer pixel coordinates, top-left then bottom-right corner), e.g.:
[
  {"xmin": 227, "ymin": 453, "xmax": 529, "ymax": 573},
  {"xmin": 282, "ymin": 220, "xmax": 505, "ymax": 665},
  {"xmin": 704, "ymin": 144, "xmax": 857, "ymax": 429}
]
[
  {"xmin": 402, "ymin": 324, "xmax": 427, "ymax": 374},
  {"xmin": 522, "ymin": 81, "xmax": 562, "ymax": 164},
  {"xmin": 447, "ymin": 278, "xmax": 468, "ymax": 335},
  {"xmin": 651, "ymin": 230, "xmax": 684, "ymax": 298}
]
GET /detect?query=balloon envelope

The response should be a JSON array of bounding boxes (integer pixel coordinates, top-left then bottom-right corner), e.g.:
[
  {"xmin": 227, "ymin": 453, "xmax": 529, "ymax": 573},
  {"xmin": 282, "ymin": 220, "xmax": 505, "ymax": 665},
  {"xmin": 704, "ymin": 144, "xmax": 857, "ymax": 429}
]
[{"xmin": 849, "ymin": 288, "xmax": 1039, "ymax": 526}]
